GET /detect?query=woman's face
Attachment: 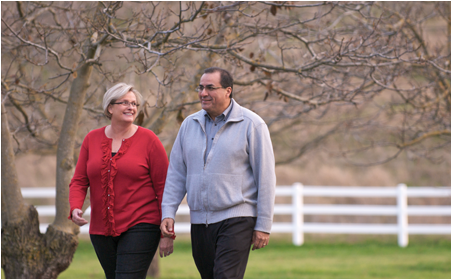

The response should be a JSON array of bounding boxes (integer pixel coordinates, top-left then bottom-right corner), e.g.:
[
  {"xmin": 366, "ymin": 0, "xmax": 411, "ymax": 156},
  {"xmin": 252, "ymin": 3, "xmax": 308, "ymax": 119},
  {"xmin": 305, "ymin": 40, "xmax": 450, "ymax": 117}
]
[{"xmin": 108, "ymin": 91, "xmax": 138, "ymax": 124}]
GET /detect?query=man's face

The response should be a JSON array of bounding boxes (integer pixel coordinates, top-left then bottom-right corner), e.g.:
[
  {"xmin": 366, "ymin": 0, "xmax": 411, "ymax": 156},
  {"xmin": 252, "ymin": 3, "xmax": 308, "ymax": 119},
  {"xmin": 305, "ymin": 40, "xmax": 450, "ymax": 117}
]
[{"xmin": 198, "ymin": 72, "xmax": 232, "ymax": 119}]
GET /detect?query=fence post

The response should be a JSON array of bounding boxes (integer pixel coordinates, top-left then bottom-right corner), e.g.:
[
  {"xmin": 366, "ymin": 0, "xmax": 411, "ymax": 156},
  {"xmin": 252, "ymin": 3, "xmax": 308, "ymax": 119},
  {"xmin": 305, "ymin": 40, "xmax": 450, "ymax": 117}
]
[
  {"xmin": 292, "ymin": 182, "xmax": 304, "ymax": 246},
  {"xmin": 397, "ymin": 183, "xmax": 408, "ymax": 247}
]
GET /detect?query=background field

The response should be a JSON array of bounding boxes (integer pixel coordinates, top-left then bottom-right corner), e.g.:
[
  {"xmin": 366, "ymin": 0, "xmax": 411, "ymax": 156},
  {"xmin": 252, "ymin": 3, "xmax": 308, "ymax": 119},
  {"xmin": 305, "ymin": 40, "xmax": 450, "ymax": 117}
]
[{"xmin": 55, "ymin": 234, "xmax": 450, "ymax": 279}]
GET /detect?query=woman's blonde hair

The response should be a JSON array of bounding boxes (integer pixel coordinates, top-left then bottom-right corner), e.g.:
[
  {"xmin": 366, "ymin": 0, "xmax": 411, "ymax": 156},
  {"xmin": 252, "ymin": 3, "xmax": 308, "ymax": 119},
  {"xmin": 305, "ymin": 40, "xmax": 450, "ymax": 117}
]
[{"xmin": 102, "ymin": 83, "xmax": 143, "ymax": 120}]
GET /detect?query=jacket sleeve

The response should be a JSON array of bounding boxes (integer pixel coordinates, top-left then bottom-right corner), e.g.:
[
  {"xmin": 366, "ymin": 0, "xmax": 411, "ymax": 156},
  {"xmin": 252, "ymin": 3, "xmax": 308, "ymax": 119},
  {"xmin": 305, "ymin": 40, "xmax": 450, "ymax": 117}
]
[
  {"xmin": 68, "ymin": 135, "xmax": 90, "ymax": 219},
  {"xmin": 248, "ymin": 122, "xmax": 276, "ymax": 233},
  {"xmin": 148, "ymin": 134, "xmax": 169, "ymax": 221},
  {"xmin": 161, "ymin": 123, "xmax": 188, "ymax": 221}
]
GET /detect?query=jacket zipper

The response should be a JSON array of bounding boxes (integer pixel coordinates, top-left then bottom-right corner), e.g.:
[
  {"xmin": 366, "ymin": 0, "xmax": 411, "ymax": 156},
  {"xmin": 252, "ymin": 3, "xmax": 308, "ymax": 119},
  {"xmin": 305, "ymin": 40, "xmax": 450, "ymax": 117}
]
[
  {"xmin": 197, "ymin": 119, "xmax": 208, "ymax": 226},
  {"xmin": 198, "ymin": 117, "xmax": 234, "ymax": 227}
]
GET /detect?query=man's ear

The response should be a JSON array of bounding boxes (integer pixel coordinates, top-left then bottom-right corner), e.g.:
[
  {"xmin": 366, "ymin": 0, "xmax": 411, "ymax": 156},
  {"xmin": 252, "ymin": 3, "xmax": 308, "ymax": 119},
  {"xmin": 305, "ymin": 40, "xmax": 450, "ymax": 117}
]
[{"xmin": 226, "ymin": 87, "xmax": 232, "ymax": 98}]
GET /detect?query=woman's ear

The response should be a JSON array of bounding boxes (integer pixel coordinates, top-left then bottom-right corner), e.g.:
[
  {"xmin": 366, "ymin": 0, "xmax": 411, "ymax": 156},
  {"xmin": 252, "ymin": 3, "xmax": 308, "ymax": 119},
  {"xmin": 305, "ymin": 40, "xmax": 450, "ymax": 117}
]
[{"xmin": 108, "ymin": 104, "xmax": 112, "ymax": 115}]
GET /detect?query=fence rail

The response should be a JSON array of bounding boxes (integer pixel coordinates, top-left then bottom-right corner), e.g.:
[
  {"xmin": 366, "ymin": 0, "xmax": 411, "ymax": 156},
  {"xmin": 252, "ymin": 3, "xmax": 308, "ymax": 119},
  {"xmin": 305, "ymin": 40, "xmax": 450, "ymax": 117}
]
[{"xmin": 21, "ymin": 183, "xmax": 451, "ymax": 247}]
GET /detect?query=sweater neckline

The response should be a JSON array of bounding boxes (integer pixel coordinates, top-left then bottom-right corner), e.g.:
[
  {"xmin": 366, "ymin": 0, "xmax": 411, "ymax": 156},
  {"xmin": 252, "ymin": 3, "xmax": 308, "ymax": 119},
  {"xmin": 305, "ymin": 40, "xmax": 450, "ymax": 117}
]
[{"xmin": 103, "ymin": 125, "xmax": 140, "ymax": 142}]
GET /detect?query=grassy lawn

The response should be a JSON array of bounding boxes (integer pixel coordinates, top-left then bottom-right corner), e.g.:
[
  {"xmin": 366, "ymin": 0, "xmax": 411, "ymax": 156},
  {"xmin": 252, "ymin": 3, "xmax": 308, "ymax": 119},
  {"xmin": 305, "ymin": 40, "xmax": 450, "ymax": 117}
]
[
  {"xmin": 55, "ymin": 234, "xmax": 451, "ymax": 279},
  {"xmin": 243, "ymin": 236, "xmax": 451, "ymax": 279},
  {"xmin": 2, "ymin": 235, "xmax": 449, "ymax": 278}
]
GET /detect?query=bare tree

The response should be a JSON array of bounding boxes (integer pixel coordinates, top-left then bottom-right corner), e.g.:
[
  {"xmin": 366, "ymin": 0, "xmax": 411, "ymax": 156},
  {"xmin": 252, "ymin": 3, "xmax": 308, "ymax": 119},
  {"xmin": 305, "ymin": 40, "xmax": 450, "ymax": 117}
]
[
  {"xmin": 1, "ymin": 1, "xmax": 207, "ymax": 277},
  {"xmin": 1, "ymin": 2, "xmax": 109, "ymax": 278},
  {"xmin": 188, "ymin": 1, "xmax": 450, "ymax": 166},
  {"xmin": 1, "ymin": 1, "xmax": 450, "ymax": 278}
]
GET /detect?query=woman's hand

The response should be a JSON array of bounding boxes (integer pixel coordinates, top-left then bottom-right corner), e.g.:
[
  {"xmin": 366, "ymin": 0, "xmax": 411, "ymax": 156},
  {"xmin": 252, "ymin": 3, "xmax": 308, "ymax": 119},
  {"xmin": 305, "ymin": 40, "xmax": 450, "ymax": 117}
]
[
  {"xmin": 71, "ymin": 208, "xmax": 88, "ymax": 226},
  {"xmin": 159, "ymin": 237, "xmax": 174, "ymax": 258}
]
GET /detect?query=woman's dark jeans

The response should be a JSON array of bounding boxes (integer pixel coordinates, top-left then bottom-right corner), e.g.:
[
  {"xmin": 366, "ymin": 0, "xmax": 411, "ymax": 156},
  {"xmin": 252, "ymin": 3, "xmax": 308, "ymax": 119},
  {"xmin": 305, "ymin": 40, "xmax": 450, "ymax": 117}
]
[{"xmin": 90, "ymin": 223, "xmax": 160, "ymax": 279}]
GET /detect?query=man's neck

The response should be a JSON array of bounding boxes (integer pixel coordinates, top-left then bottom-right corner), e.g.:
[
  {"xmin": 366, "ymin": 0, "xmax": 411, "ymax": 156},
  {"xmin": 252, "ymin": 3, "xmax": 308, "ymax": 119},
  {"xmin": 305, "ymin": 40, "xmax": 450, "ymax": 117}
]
[{"xmin": 208, "ymin": 99, "xmax": 231, "ymax": 121}]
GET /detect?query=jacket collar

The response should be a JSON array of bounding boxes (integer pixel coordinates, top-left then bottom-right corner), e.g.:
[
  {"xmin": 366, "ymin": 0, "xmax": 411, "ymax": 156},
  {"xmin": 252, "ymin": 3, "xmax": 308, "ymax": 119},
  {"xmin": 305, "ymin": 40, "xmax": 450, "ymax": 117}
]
[{"xmin": 193, "ymin": 98, "xmax": 244, "ymax": 130}]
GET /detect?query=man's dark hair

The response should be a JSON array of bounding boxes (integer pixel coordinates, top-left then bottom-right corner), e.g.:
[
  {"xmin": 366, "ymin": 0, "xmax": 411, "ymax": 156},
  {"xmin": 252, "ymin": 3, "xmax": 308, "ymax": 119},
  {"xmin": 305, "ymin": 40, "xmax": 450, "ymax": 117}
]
[{"xmin": 204, "ymin": 67, "xmax": 234, "ymax": 98}]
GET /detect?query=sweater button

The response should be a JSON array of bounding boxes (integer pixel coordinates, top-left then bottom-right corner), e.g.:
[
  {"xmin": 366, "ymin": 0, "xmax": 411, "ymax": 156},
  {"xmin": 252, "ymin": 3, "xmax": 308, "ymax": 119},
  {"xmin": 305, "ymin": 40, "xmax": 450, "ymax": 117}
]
[
  {"xmin": 108, "ymin": 170, "xmax": 110, "ymax": 172},
  {"xmin": 108, "ymin": 207, "xmax": 110, "ymax": 209}
]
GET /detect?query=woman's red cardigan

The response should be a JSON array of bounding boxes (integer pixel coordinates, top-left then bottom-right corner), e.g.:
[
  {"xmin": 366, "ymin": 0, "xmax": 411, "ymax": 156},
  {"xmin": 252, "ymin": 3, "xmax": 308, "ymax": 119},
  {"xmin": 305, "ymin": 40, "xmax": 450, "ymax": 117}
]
[{"xmin": 69, "ymin": 126, "xmax": 169, "ymax": 237}]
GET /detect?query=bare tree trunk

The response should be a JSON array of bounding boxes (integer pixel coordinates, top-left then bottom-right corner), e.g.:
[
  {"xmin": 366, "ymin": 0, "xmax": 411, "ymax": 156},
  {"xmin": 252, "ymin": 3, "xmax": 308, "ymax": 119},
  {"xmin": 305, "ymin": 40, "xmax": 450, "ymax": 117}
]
[
  {"xmin": 1, "ymin": 101, "xmax": 79, "ymax": 278},
  {"xmin": 54, "ymin": 39, "xmax": 99, "ymax": 234},
  {"xmin": 1, "ymin": 4, "xmax": 104, "ymax": 278},
  {"xmin": 1, "ymin": 104, "xmax": 28, "ymax": 224}
]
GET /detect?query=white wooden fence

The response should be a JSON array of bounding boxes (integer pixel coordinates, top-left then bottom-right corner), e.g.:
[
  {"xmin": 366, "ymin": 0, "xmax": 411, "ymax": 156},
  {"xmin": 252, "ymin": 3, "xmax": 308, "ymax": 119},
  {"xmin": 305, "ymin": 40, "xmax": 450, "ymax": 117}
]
[{"xmin": 21, "ymin": 183, "xmax": 451, "ymax": 247}]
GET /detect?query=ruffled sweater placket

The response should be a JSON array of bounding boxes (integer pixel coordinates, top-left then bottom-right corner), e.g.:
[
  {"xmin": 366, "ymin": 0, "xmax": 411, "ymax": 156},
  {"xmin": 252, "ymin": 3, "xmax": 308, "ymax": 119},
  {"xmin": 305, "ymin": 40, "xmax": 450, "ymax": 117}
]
[{"xmin": 100, "ymin": 137, "xmax": 132, "ymax": 237}]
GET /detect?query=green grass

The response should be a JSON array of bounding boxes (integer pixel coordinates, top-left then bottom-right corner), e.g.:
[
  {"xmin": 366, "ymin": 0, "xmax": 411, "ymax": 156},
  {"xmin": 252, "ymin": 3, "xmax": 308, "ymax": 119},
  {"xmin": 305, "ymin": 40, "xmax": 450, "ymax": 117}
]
[
  {"xmin": 243, "ymin": 236, "xmax": 451, "ymax": 279},
  {"xmin": 3, "ymin": 235, "xmax": 450, "ymax": 279}
]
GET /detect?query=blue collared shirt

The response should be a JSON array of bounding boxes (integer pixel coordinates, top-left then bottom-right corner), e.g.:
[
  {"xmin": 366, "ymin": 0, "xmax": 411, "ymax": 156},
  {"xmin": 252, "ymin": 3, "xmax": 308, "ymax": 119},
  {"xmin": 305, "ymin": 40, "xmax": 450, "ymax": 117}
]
[{"xmin": 204, "ymin": 100, "xmax": 233, "ymax": 163}]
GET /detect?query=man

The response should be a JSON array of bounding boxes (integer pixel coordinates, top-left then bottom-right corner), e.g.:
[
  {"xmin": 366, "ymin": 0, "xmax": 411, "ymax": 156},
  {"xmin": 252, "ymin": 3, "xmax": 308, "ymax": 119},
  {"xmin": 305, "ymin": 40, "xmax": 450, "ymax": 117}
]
[{"xmin": 160, "ymin": 67, "xmax": 276, "ymax": 279}]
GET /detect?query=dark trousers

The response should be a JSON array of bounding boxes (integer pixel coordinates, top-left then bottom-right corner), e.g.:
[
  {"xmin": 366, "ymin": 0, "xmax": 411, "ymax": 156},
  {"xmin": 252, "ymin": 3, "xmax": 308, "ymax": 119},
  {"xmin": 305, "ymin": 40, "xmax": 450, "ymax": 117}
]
[
  {"xmin": 90, "ymin": 223, "xmax": 160, "ymax": 279},
  {"xmin": 191, "ymin": 217, "xmax": 256, "ymax": 279}
]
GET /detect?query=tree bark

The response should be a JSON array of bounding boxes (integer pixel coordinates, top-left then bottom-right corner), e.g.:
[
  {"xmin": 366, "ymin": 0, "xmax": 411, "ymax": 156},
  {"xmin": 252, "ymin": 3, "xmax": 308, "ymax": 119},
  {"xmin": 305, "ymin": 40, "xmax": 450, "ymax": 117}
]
[
  {"xmin": 1, "ymin": 205, "xmax": 78, "ymax": 278},
  {"xmin": 1, "ymin": 3, "xmax": 104, "ymax": 278},
  {"xmin": 1, "ymin": 101, "xmax": 78, "ymax": 278},
  {"xmin": 54, "ymin": 38, "xmax": 99, "ymax": 234},
  {"xmin": 1, "ymin": 102, "xmax": 28, "ymax": 225}
]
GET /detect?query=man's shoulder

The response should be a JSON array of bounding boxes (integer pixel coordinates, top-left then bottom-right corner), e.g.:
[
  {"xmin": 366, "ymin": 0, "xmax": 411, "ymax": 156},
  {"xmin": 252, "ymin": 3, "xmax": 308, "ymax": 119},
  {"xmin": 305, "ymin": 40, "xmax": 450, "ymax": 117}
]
[
  {"xmin": 181, "ymin": 110, "xmax": 204, "ymax": 126},
  {"xmin": 237, "ymin": 104, "xmax": 266, "ymax": 126}
]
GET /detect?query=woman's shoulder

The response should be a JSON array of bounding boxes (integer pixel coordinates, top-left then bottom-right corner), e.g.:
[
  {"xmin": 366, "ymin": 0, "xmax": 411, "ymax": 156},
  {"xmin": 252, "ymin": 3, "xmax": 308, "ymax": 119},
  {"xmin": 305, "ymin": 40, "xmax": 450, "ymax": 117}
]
[
  {"xmin": 85, "ymin": 126, "xmax": 106, "ymax": 137},
  {"xmin": 82, "ymin": 126, "xmax": 106, "ymax": 143},
  {"xmin": 135, "ymin": 127, "xmax": 165, "ymax": 151},
  {"xmin": 79, "ymin": 126, "xmax": 106, "ymax": 148},
  {"xmin": 136, "ymin": 126, "xmax": 159, "ymax": 140}
]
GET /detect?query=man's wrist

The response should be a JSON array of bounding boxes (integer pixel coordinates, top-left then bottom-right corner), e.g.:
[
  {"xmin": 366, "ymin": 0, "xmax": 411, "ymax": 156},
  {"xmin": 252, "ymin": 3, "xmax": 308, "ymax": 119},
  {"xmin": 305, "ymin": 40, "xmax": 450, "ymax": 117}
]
[
  {"xmin": 161, "ymin": 217, "xmax": 175, "ymax": 222},
  {"xmin": 161, "ymin": 233, "xmax": 176, "ymax": 240}
]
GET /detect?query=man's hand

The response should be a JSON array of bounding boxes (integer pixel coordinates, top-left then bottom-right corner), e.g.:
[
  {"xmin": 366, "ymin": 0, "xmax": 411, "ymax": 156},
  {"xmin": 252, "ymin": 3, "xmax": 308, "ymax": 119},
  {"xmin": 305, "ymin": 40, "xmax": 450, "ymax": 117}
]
[
  {"xmin": 71, "ymin": 209, "xmax": 88, "ymax": 226},
  {"xmin": 160, "ymin": 218, "xmax": 175, "ymax": 237},
  {"xmin": 159, "ymin": 237, "xmax": 174, "ymax": 258},
  {"xmin": 251, "ymin": 230, "xmax": 270, "ymax": 250}
]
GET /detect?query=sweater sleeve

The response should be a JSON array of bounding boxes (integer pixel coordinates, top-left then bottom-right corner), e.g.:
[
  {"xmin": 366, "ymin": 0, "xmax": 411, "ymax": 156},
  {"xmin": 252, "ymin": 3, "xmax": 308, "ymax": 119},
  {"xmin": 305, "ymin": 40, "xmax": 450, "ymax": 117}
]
[
  {"xmin": 148, "ymin": 133, "xmax": 169, "ymax": 221},
  {"xmin": 161, "ymin": 123, "xmax": 188, "ymax": 221},
  {"xmin": 68, "ymin": 135, "xmax": 91, "ymax": 219},
  {"xmin": 248, "ymin": 122, "xmax": 276, "ymax": 233}
]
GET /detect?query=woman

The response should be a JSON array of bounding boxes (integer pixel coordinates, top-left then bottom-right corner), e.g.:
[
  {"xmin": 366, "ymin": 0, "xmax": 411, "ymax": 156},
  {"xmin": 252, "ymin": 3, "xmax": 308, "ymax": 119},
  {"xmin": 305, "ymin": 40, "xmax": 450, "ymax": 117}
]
[{"xmin": 69, "ymin": 83, "xmax": 174, "ymax": 279}]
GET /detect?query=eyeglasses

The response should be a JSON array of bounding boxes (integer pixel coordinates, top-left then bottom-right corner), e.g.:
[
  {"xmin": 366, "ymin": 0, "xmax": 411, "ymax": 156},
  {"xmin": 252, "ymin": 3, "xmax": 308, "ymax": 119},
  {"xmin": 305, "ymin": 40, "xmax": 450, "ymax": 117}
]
[
  {"xmin": 196, "ymin": 85, "xmax": 225, "ymax": 92},
  {"xmin": 111, "ymin": 101, "xmax": 140, "ymax": 107}
]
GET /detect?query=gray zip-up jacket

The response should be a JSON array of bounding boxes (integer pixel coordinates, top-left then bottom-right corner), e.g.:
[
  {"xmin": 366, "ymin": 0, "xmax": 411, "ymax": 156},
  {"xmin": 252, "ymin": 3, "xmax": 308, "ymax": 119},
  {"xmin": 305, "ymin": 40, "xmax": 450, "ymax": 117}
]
[{"xmin": 161, "ymin": 99, "xmax": 276, "ymax": 233}]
